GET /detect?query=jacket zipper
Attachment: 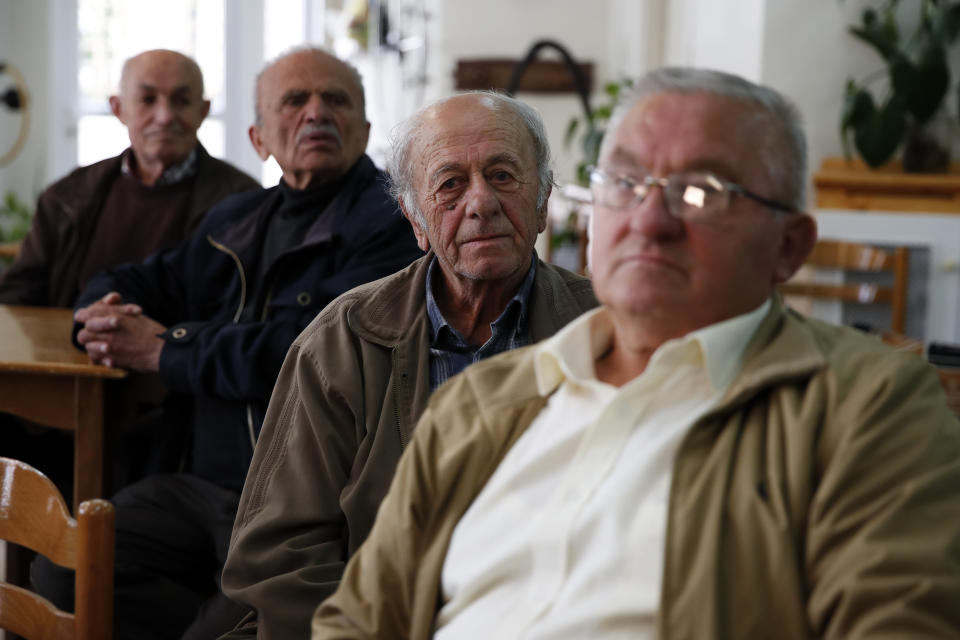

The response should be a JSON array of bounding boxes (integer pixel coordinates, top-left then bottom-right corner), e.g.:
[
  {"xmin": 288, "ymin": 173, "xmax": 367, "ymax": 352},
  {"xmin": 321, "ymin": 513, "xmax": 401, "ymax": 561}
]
[
  {"xmin": 206, "ymin": 235, "xmax": 247, "ymax": 322},
  {"xmin": 207, "ymin": 234, "xmax": 258, "ymax": 450},
  {"xmin": 392, "ymin": 350, "xmax": 407, "ymax": 449}
]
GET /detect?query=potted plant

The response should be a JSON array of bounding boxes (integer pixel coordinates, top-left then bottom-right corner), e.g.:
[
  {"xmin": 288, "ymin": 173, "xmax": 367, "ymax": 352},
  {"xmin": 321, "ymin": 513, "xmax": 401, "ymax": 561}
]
[
  {"xmin": 564, "ymin": 79, "xmax": 633, "ymax": 186},
  {"xmin": 841, "ymin": 0, "xmax": 960, "ymax": 171},
  {"xmin": 0, "ymin": 190, "xmax": 31, "ymax": 267}
]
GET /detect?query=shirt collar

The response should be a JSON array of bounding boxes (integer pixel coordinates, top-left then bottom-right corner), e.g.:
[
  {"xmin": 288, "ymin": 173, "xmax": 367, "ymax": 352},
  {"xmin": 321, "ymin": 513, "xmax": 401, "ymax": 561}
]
[
  {"xmin": 425, "ymin": 254, "xmax": 537, "ymax": 347},
  {"xmin": 535, "ymin": 298, "xmax": 771, "ymax": 395},
  {"xmin": 121, "ymin": 146, "xmax": 199, "ymax": 186}
]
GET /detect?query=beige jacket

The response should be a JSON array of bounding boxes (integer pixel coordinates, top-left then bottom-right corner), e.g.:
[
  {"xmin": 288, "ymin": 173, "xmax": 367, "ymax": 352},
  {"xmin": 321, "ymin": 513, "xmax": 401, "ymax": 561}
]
[
  {"xmin": 222, "ymin": 255, "xmax": 598, "ymax": 639},
  {"xmin": 313, "ymin": 301, "xmax": 960, "ymax": 639}
]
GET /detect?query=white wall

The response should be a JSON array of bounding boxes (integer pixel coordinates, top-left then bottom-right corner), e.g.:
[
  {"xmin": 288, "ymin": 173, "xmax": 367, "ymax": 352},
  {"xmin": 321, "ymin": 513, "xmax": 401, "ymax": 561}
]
[
  {"xmin": 0, "ymin": 0, "xmax": 54, "ymax": 205},
  {"xmin": 759, "ymin": 0, "xmax": 880, "ymax": 203},
  {"xmin": 427, "ymin": 0, "xmax": 622, "ymax": 185},
  {"xmin": 664, "ymin": 0, "xmax": 766, "ymax": 81}
]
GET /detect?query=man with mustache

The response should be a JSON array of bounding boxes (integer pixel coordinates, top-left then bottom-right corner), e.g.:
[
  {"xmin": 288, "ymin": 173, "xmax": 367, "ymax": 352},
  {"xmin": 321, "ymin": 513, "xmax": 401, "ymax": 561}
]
[
  {"xmin": 220, "ymin": 91, "xmax": 598, "ymax": 639},
  {"xmin": 33, "ymin": 47, "xmax": 422, "ymax": 640},
  {"xmin": 313, "ymin": 68, "xmax": 960, "ymax": 639}
]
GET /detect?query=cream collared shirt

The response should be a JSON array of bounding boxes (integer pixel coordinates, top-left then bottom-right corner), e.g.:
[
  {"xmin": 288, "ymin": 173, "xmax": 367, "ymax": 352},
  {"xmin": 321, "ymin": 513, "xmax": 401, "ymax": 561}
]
[{"xmin": 435, "ymin": 300, "xmax": 771, "ymax": 639}]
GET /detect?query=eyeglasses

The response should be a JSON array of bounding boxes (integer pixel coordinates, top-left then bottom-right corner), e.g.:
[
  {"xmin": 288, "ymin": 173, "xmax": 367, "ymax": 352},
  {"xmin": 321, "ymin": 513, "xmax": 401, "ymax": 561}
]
[{"xmin": 588, "ymin": 166, "xmax": 795, "ymax": 221}]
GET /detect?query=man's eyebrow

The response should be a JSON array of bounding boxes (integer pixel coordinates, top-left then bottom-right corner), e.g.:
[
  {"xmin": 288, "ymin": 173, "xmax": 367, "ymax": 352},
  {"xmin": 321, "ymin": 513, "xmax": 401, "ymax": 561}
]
[
  {"xmin": 605, "ymin": 147, "xmax": 740, "ymax": 180},
  {"xmin": 682, "ymin": 157, "xmax": 741, "ymax": 180},
  {"xmin": 427, "ymin": 152, "xmax": 525, "ymax": 184},
  {"xmin": 428, "ymin": 163, "xmax": 463, "ymax": 185},
  {"xmin": 606, "ymin": 148, "xmax": 639, "ymax": 167},
  {"xmin": 280, "ymin": 88, "xmax": 308, "ymax": 102},
  {"xmin": 134, "ymin": 83, "xmax": 195, "ymax": 96}
]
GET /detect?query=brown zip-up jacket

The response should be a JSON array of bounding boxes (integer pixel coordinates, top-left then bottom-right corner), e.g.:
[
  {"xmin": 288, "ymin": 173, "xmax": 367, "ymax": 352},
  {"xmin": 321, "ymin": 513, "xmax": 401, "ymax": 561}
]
[
  {"xmin": 0, "ymin": 144, "xmax": 258, "ymax": 307},
  {"xmin": 222, "ymin": 254, "xmax": 598, "ymax": 639},
  {"xmin": 313, "ymin": 300, "xmax": 960, "ymax": 639}
]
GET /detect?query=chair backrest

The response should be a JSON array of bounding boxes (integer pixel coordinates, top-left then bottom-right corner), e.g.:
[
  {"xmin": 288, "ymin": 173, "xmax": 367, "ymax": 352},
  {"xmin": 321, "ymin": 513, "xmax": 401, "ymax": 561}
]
[
  {"xmin": 0, "ymin": 457, "xmax": 114, "ymax": 640},
  {"xmin": 780, "ymin": 239, "xmax": 910, "ymax": 333}
]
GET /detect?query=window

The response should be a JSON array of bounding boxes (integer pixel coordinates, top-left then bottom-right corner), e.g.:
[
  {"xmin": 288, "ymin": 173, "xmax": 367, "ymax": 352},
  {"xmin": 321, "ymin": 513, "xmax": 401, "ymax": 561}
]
[{"xmin": 76, "ymin": 0, "xmax": 226, "ymax": 166}]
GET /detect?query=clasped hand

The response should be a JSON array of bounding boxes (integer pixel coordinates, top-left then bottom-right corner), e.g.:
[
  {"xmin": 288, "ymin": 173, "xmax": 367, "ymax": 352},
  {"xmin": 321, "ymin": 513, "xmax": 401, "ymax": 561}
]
[{"xmin": 75, "ymin": 291, "xmax": 166, "ymax": 372}]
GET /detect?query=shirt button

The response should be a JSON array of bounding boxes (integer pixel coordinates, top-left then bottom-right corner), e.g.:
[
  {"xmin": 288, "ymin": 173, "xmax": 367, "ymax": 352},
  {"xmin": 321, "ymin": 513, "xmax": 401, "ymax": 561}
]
[
  {"xmin": 172, "ymin": 327, "xmax": 187, "ymax": 339},
  {"xmin": 297, "ymin": 292, "xmax": 312, "ymax": 306}
]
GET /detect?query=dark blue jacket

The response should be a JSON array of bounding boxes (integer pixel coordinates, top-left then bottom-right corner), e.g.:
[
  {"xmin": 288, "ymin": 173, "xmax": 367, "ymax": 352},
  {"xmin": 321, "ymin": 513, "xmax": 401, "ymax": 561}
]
[{"xmin": 76, "ymin": 155, "xmax": 423, "ymax": 491}]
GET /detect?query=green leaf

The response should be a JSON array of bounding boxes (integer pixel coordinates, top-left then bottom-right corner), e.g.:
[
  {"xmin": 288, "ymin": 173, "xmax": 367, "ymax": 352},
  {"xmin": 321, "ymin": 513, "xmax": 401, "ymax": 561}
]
[
  {"xmin": 850, "ymin": 6, "xmax": 900, "ymax": 60},
  {"xmin": 909, "ymin": 40, "xmax": 950, "ymax": 123},
  {"xmin": 564, "ymin": 118, "xmax": 579, "ymax": 149},
  {"xmin": 943, "ymin": 5, "xmax": 960, "ymax": 42},
  {"xmin": 604, "ymin": 81, "xmax": 621, "ymax": 99},
  {"xmin": 582, "ymin": 127, "xmax": 604, "ymax": 167},
  {"xmin": 592, "ymin": 105, "xmax": 612, "ymax": 120},
  {"xmin": 841, "ymin": 83, "xmax": 876, "ymax": 158},
  {"xmin": 576, "ymin": 162, "xmax": 590, "ymax": 187},
  {"xmin": 842, "ymin": 81, "xmax": 874, "ymax": 128},
  {"xmin": 853, "ymin": 95, "xmax": 907, "ymax": 167}
]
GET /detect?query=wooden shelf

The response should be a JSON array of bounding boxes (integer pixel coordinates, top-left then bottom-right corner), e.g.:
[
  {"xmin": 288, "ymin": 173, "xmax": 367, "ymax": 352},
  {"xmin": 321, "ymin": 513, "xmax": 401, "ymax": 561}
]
[
  {"xmin": 0, "ymin": 241, "xmax": 21, "ymax": 259},
  {"xmin": 454, "ymin": 58, "xmax": 593, "ymax": 93},
  {"xmin": 814, "ymin": 156, "xmax": 960, "ymax": 214}
]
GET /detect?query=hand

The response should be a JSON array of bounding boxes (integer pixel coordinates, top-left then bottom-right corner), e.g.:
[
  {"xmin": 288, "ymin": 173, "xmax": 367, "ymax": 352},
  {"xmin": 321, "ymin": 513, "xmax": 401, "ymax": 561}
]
[
  {"xmin": 75, "ymin": 291, "xmax": 143, "ymax": 324},
  {"xmin": 76, "ymin": 292, "xmax": 166, "ymax": 372}
]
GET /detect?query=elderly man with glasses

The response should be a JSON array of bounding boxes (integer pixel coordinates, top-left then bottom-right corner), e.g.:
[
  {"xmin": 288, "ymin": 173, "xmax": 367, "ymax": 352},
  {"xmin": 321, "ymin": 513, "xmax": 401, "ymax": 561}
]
[{"xmin": 313, "ymin": 67, "xmax": 960, "ymax": 639}]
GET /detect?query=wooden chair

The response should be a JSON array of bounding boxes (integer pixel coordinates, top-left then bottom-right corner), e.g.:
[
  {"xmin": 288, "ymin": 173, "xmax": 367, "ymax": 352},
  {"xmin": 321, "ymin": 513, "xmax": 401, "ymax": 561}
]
[
  {"xmin": 781, "ymin": 239, "xmax": 910, "ymax": 334},
  {"xmin": 0, "ymin": 457, "xmax": 114, "ymax": 640}
]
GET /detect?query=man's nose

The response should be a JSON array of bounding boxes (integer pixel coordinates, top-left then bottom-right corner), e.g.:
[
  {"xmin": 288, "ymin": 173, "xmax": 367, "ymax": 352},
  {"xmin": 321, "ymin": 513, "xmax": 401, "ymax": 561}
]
[
  {"xmin": 304, "ymin": 94, "xmax": 330, "ymax": 122},
  {"xmin": 462, "ymin": 178, "xmax": 500, "ymax": 218},
  {"xmin": 629, "ymin": 183, "xmax": 684, "ymax": 239},
  {"xmin": 152, "ymin": 97, "xmax": 174, "ymax": 124}
]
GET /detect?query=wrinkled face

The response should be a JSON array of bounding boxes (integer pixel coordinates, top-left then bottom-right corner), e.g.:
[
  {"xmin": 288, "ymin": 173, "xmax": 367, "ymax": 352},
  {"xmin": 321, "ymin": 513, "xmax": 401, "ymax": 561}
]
[
  {"xmin": 590, "ymin": 91, "xmax": 813, "ymax": 336},
  {"xmin": 111, "ymin": 51, "xmax": 209, "ymax": 169},
  {"xmin": 404, "ymin": 96, "xmax": 547, "ymax": 286},
  {"xmin": 250, "ymin": 51, "xmax": 369, "ymax": 189}
]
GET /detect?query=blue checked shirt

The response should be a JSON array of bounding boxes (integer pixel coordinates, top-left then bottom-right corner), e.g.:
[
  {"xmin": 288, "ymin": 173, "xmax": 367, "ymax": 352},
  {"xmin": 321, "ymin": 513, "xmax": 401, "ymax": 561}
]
[{"xmin": 426, "ymin": 255, "xmax": 537, "ymax": 391}]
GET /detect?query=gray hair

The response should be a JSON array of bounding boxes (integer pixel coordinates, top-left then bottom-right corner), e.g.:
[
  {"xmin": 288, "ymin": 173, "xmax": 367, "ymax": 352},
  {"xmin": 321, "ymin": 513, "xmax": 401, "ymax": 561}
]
[
  {"xmin": 253, "ymin": 46, "xmax": 366, "ymax": 126},
  {"xmin": 603, "ymin": 67, "xmax": 808, "ymax": 211},
  {"xmin": 386, "ymin": 90, "xmax": 554, "ymax": 229}
]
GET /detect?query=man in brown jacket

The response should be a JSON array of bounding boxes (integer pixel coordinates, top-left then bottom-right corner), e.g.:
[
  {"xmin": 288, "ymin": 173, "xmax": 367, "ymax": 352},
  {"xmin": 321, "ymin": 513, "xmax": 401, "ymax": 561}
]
[
  {"xmin": 313, "ymin": 69, "xmax": 960, "ymax": 639},
  {"xmin": 220, "ymin": 91, "xmax": 597, "ymax": 638},
  {"xmin": 0, "ymin": 48, "xmax": 258, "ymax": 307},
  {"xmin": 0, "ymin": 49, "xmax": 257, "ymax": 498}
]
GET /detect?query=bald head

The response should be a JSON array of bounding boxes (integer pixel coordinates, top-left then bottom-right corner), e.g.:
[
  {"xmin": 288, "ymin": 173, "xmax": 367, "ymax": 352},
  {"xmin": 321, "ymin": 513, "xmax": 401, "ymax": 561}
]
[
  {"xmin": 119, "ymin": 49, "xmax": 204, "ymax": 99},
  {"xmin": 110, "ymin": 49, "xmax": 210, "ymax": 184}
]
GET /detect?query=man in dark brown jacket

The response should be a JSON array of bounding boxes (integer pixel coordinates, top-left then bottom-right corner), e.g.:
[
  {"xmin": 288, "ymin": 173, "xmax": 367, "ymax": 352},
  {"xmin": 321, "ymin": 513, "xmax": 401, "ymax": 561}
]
[
  {"xmin": 0, "ymin": 48, "xmax": 258, "ymax": 513},
  {"xmin": 0, "ymin": 49, "xmax": 258, "ymax": 307},
  {"xmin": 220, "ymin": 91, "xmax": 598, "ymax": 639}
]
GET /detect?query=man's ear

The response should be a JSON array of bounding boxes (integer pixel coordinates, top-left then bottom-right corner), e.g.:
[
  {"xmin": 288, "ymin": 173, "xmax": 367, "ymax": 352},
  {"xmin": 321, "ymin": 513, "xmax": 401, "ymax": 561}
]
[
  {"xmin": 248, "ymin": 125, "xmax": 271, "ymax": 161},
  {"xmin": 773, "ymin": 212, "xmax": 818, "ymax": 284},
  {"xmin": 109, "ymin": 95, "xmax": 124, "ymax": 122},
  {"xmin": 360, "ymin": 120, "xmax": 371, "ymax": 152},
  {"xmin": 200, "ymin": 99, "xmax": 211, "ymax": 122},
  {"xmin": 399, "ymin": 201, "xmax": 431, "ymax": 253},
  {"xmin": 537, "ymin": 182, "xmax": 553, "ymax": 233}
]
